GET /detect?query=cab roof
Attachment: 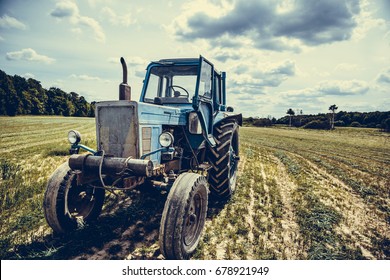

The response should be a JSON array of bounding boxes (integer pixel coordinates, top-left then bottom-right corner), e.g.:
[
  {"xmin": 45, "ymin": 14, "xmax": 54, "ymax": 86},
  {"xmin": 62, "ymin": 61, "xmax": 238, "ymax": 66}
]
[{"xmin": 153, "ymin": 58, "xmax": 199, "ymax": 65}]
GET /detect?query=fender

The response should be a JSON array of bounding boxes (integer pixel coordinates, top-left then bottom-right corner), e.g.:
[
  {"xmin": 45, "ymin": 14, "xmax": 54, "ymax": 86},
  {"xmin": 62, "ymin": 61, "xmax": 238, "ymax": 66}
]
[{"xmin": 214, "ymin": 112, "xmax": 243, "ymax": 127}]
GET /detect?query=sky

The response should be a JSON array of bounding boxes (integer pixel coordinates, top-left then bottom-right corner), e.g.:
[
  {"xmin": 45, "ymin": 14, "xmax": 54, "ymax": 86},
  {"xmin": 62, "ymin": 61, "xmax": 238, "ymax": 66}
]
[{"xmin": 0, "ymin": 0, "xmax": 389, "ymax": 118}]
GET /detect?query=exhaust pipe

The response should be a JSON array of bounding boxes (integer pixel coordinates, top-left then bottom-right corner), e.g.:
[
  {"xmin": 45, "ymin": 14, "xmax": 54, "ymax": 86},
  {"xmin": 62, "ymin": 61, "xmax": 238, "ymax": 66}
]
[
  {"xmin": 119, "ymin": 57, "xmax": 131, "ymax": 100},
  {"xmin": 69, "ymin": 154, "xmax": 154, "ymax": 177}
]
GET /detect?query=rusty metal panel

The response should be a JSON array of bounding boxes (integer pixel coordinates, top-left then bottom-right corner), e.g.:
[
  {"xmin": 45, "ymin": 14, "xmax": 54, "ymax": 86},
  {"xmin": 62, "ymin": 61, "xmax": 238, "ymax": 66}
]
[{"xmin": 95, "ymin": 101, "xmax": 139, "ymax": 158}]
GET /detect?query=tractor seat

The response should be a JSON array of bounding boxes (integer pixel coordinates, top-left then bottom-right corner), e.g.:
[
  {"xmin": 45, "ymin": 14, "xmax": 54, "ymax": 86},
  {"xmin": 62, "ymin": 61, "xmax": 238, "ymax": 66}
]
[{"xmin": 154, "ymin": 96, "xmax": 190, "ymax": 105}]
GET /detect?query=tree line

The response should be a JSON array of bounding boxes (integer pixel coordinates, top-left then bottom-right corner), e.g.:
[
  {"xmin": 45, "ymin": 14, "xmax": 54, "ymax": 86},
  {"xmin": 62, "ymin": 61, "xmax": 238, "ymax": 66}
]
[
  {"xmin": 244, "ymin": 110, "xmax": 390, "ymax": 132},
  {"xmin": 0, "ymin": 69, "xmax": 94, "ymax": 117}
]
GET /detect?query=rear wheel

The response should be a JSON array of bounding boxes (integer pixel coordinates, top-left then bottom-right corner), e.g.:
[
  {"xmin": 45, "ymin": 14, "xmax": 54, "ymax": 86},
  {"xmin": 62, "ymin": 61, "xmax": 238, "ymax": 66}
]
[
  {"xmin": 43, "ymin": 162, "xmax": 105, "ymax": 234},
  {"xmin": 207, "ymin": 121, "xmax": 239, "ymax": 200},
  {"xmin": 159, "ymin": 172, "xmax": 208, "ymax": 259}
]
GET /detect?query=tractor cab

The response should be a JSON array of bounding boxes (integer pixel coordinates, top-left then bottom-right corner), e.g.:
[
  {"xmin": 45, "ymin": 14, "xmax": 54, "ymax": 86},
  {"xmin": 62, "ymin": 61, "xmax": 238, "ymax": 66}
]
[
  {"xmin": 139, "ymin": 57, "xmax": 230, "ymax": 146},
  {"xmin": 142, "ymin": 59, "xmax": 198, "ymax": 105}
]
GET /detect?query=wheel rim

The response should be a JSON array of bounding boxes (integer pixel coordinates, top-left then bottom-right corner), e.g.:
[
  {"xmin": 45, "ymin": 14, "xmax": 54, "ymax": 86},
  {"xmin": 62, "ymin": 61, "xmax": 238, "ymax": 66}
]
[
  {"xmin": 67, "ymin": 179, "xmax": 97, "ymax": 219},
  {"xmin": 183, "ymin": 192, "xmax": 203, "ymax": 247}
]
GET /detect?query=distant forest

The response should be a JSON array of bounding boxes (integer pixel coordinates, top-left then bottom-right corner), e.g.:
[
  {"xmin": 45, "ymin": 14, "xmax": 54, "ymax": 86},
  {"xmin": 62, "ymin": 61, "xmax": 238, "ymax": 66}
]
[
  {"xmin": 244, "ymin": 111, "xmax": 390, "ymax": 131},
  {"xmin": 0, "ymin": 69, "xmax": 94, "ymax": 117}
]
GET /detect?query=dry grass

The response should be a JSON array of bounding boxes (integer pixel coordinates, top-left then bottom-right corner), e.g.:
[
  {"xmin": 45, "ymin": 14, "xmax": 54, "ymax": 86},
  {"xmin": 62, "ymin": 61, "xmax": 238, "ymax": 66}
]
[
  {"xmin": 0, "ymin": 116, "xmax": 95, "ymax": 258},
  {"xmin": 196, "ymin": 126, "xmax": 389, "ymax": 260},
  {"xmin": 0, "ymin": 117, "xmax": 389, "ymax": 259}
]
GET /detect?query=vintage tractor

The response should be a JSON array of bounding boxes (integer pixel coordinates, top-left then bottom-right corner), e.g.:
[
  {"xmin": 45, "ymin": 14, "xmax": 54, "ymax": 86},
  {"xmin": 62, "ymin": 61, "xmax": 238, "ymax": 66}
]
[{"xmin": 43, "ymin": 56, "xmax": 242, "ymax": 259}]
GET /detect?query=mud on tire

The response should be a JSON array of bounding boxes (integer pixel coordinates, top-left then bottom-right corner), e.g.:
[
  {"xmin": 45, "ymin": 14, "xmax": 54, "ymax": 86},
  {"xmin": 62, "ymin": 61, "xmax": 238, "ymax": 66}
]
[
  {"xmin": 43, "ymin": 162, "xmax": 105, "ymax": 234},
  {"xmin": 207, "ymin": 121, "xmax": 239, "ymax": 200}
]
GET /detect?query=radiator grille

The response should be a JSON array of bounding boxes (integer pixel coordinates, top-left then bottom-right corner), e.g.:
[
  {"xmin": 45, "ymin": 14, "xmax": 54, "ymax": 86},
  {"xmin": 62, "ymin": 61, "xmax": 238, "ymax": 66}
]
[{"xmin": 96, "ymin": 102, "xmax": 138, "ymax": 158}]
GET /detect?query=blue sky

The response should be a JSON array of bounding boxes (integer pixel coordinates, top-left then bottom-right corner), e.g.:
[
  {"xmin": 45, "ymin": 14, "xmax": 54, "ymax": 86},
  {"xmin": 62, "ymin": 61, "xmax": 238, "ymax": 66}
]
[{"xmin": 0, "ymin": 0, "xmax": 389, "ymax": 117}]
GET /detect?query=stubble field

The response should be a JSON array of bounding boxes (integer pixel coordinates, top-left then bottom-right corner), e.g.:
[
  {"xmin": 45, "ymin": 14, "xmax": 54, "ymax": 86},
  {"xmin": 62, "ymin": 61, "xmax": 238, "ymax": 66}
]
[{"xmin": 0, "ymin": 116, "xmax": 389, "ymax": 259}]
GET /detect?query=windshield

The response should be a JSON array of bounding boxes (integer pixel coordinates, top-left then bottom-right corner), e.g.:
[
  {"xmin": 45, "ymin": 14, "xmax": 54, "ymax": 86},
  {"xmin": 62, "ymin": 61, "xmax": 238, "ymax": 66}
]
[{"xmin": 143, "ymin": 65, "xmax": 198, "ymax": 104}]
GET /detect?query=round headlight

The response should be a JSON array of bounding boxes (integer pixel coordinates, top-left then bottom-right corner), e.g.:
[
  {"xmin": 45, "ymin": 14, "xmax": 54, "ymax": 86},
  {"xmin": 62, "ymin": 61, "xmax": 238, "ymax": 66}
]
[
  {"xmin": 159, "ymin": 132, "xmax": 174, "ymax": 147},
  {"xmin": 68, "ymin": 130, "xmax": 81, "ymax": 144}
]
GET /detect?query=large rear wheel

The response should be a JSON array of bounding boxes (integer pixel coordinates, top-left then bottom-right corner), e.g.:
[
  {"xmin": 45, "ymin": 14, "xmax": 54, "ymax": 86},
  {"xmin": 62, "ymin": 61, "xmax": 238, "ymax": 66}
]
[
  {"xmin": 207, "ymin": 121, "xmax": 239, "ymax": 200},
  {"xmin": 43, "ymin": 162, "xmax": 105, "ymax": 234},
  {"xmin": 159, "ymin": 172, "xmax": 208, "ymax": 259}
]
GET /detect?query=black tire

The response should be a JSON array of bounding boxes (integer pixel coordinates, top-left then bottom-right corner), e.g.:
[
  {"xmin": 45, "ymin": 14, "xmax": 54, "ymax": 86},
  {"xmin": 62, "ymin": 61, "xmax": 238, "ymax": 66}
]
[
  {"xmin": 207, "ymin": 121, "xmax": 239, "ymax": 200},
  {"xmin": 159, "ymin": 172, "xmax": 208, "ymax": 260},
  {"xmin": 43, "ymin": 162, "xmax": 105, "ymax": 234}
]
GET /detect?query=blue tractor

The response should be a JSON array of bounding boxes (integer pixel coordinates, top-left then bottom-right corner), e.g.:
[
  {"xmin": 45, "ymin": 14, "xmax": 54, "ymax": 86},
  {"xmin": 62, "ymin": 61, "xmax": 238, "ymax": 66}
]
[{"xmin": 43, "ymin": 56, "xmax": 242, "ymax": 259}]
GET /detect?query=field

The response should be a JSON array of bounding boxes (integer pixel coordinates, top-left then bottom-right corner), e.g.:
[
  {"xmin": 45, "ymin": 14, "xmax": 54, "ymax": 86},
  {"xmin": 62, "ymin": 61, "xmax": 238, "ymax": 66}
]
[{"xmin": 0, "ymin": 116, "xmax": 389, "ymax": 259}]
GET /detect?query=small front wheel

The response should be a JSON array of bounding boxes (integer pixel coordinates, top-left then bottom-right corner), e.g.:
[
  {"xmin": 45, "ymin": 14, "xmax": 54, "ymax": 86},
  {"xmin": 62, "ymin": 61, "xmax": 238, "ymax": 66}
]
[
  {"xmin": 159, "ymin": 173, "xmax": 208, "ymax": 259},
  {"xmin": 43, "ymin": 162, "xmax": 105, "ymax": 234}
]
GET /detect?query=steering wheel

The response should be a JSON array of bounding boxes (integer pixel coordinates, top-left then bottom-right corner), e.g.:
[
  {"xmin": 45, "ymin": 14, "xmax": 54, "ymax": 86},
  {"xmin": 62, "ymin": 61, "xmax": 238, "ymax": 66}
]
[{"xmin": 169, "ymin": 85, "xmax": 189, "ymax": 98}]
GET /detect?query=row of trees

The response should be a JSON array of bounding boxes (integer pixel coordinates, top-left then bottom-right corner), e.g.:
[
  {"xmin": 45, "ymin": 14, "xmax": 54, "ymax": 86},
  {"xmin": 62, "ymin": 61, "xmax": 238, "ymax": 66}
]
[
  {"xmin": 282, "ymin": 106, "xmax": 390, "ymax": 130},
  {"xmin": 244, "ymin": 107, "xmax": 390, "ymax": 132},
  {"xmin": 0, "ymin": 70, "xmax": 94, "ymax": 117},
  {"xmin": 286, "ymin": 105, "xmax": 339, "ymax": 129}
]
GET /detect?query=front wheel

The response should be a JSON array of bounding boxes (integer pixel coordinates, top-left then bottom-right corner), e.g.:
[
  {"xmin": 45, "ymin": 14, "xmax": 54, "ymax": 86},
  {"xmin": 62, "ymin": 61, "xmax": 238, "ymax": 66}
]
[
  {"xmin": 43, "ymin": 162, "xmax": 105, "ymax": 234},
  {"xmin": 159, "ymin": 173, "xmax": 208, "ymax": 260}
]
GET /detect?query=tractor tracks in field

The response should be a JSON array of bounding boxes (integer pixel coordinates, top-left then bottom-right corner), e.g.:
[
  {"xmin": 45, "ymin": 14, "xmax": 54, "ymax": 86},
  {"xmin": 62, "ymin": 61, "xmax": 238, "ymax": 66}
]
[
  {"xmin": 299, "ymin": 156, "xmax": 387, "ymax": 259},
  {"xmin": 275, "ymin": 149, "xmax": 389, "ymax": 259},
  {"xmin": 202, "ymin": 148, "xmax": 307, "ymax": 259},
  {"xmin": 229, "ymin": 144, "xmax": 389, "ymax": 259},
  {"xmin": 270, "ymin": 157, "xmax": 306, "ymax": 259}
]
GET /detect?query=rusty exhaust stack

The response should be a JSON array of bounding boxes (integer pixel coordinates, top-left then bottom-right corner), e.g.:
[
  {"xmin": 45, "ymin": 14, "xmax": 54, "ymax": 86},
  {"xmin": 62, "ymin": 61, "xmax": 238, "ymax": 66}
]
[{"xmin": 119, "ymin": 57, "xmax": 131, "ymax": 100}]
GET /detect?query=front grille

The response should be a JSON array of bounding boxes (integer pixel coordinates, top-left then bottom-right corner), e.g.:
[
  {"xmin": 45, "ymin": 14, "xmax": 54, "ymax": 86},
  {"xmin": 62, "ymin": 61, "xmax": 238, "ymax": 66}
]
[{"xmin": 95, "ymin": 101, "xmax": 139, "ymax": 158}]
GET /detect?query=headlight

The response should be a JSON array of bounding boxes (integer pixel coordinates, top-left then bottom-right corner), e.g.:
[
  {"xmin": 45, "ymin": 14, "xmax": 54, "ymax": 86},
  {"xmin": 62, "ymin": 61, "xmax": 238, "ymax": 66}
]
[
  {"xmin": 159, "ymin": 132, "xmax": 174, "ymax": 147},
  {"xmin": 68, "ymin": 130, "xmax": 81, "ymax": 144}
]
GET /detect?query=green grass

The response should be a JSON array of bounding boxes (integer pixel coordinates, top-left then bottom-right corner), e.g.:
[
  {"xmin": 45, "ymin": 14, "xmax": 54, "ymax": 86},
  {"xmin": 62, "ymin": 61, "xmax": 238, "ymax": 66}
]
[
  {"xmin": 0, "ymin": 117, "xmax": 389, "ymax": 259},
  {"xmin": 0, "ymin": 116, "xmax": 96, "ymax": 259}
]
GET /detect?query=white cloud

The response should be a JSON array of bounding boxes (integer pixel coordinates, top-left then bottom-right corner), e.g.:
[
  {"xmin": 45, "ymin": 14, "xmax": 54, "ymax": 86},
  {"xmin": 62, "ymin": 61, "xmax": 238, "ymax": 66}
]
[
  {"xmin": 50, "ymin": 1, "xmax": 79, "ymax": 18},
  {"xmin": 273, "ymin": 79, "xmax": 370, "ymax": 116},
  {"xmin": 70, "ymin": 74, "xmax": 102, "ymax": 81},
  {"xmin": 317, "ymin": 80, "xmax": 369, "ymax": 95},
  {"xmin": 125, "ymin": 56, "xmax": 148, "ymax": 66},
  {"xmin": 71, "ymin": 27, "xmax": 82, "ymax": 35},
  {"xmin": 283, "ymin": 79, "xmax": 369, "ymax": 98},
  {"xmin": 334, "ymin": 63, "xmax": 360, "ymax": 72},
  {"xmin": 0, "ymin": 15, "xmax": 27, "ymax": 30},
  {"xmin": 101, "ymin": 7, "xmax": 135, "ymax": 26},
  {"xmin": 78, "ymin": 16, "xmax": 105, "ymax": 42},
  {"xmin": 6, "ymin": 48, "xmax": 55, "ymax": 64},
  {"xmin": 213, "ymin": 49, "xmax": 241, "ymax": 62},
  {"xmin": 376, "ymin": 68, "xmax": 390, "ymax": 84},
  {"xmin": 69, "ymin": 74, "xmax": 112, "ymax": 84},
  {"xmin": 229, "ymin": 59, "xmax": 296, "ymax": 91},
  {"xmin": 351, "ymin": 0, "xmax": 386, "ymax": 40},
  {"xmin": 87, "ymin": 0, "xmax": 113, "ymax": 8},
  {"xmin": 108, "ymin": 56, "xmax": 147, "ymax": 66},
  {"xmin": 22, "ymin": 73, "xmax": 35, "ymax": 79},
  {"xmin": 50, "ymin": 1, "xmax": 105, "ymax": 42},
  {"xmin": 107, "ymin": 57, "xmax": 120, "ymax": 64}
]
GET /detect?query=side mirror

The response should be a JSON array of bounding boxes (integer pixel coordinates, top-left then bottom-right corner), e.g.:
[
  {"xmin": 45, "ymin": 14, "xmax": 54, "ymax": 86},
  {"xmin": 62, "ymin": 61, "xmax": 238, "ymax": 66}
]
[
  {"xmin": 227, "ymin": 106, "xmax": 234, "ymax": 112},
  {"xmin": 188, "ymin": 112, "xmax": 203, "ymax": 134}
]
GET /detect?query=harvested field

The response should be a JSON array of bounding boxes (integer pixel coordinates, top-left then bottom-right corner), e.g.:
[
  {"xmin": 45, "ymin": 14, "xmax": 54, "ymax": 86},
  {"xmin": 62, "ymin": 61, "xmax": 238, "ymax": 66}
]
[{"xmin": 0, "ymin": 117, "xmax": 389, "ymax": 259}]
